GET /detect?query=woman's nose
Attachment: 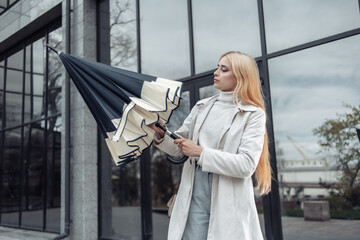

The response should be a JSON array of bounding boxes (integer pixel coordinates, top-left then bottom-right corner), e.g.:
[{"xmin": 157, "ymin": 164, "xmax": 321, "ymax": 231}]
[{"xmin": 214, "ymin": 69, "xmax": 219, "ymax": 76}]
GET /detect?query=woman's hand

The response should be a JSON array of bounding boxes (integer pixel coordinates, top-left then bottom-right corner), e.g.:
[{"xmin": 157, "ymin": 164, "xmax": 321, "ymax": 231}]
[
  {"xmin": 149, "ymin": 121, "xmax": 165, "ymax": 138},
  {"xmin": 174, "ymin": 138, "xmax": 203, "ymax": 157}
]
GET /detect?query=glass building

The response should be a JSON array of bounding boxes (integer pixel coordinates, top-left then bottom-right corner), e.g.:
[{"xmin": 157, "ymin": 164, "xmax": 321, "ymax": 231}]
[{"xmin": 0, "ymin": 0, "xmax": 359, "ymax": 239}]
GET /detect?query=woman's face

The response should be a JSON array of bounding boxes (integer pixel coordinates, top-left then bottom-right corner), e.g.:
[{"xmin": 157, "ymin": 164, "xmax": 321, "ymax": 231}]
[{"xmin": 213, "ymin": 56, "xmax": 237, "ymax": 92}]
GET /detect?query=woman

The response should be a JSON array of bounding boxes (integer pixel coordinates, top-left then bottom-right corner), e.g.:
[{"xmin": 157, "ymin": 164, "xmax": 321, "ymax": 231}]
[{"xmin": 151, "ymin": 51, "xmax": 272, "ymax": 240}]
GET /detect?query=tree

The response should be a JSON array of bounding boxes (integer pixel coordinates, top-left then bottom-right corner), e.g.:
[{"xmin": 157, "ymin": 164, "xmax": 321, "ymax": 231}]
[{"xmin": 313, "ymin": 103, "xmax": 360, "ymax": 209}]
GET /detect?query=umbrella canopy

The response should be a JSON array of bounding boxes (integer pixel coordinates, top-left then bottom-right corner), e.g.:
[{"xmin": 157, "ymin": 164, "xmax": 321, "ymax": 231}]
[{"xmin": 52, "ymin": 47, "xmax": 182, "ymax": 166}]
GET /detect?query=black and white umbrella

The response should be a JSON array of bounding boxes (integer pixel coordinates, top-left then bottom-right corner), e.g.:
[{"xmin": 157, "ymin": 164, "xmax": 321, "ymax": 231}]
[{"xmin": 48, "ymin": 45, "xmax": 187, "ymax": 166}]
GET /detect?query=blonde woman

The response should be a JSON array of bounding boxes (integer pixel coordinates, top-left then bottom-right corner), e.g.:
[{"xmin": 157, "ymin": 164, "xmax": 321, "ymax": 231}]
[{"xmin": 151, "ymin": 51, "xmax": 272, "ymax": 240}]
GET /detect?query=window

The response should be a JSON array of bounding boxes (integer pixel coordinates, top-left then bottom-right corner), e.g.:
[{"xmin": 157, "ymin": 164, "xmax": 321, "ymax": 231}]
[{"xmin": 0, "ymin": 22, "xmax": 62, "ymax": 232}]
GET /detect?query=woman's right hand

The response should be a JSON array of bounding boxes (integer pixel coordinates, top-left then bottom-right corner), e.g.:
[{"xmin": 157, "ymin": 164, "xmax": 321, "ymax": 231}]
[{"xmin": 149, "ymin": 120, "xmax": 165, "ymax": 138}]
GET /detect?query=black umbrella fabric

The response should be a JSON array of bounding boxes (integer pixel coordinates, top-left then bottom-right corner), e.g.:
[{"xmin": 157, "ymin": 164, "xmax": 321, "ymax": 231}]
[{"xmin": 53, "ymin": 48, "xmax": 182, "ymax": 166}]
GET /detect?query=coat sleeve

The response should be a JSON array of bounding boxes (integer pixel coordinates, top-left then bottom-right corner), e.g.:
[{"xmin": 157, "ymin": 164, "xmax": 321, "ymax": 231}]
[
  {"xmin": 153, "ymin": 104, "xmax": 198, "ymax": 157},
  {"xmin": 199, "ymin": 109, "xmax": 266, "ymax": 178}
]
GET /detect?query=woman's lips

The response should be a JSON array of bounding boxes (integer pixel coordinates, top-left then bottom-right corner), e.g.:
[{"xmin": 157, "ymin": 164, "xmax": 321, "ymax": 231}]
[{"xmin": 214, "ymin": 79, "xmax": 219, "ymax": 83}]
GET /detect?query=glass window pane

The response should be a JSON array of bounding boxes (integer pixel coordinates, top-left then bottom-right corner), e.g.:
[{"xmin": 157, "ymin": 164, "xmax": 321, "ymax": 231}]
[
  {"xmin": 48, "ymin": 27, "xmax": 63, "ymax": 116},
  {"xmin": 193, "ymin": 0, "xmax": 261, "ymax": 74},
  {"xmin": 151, "ymin": 91, "xmax": 190, "ymax": 240},
  {"xmin": 24, "ymin": 95, "xmax": 31, "ymax": 123},
  {"xmin": 264, "ymin": 0, "xmax": 360, "ymax": 53},
  {"xmin": 33, "ymin": 74, "xmax": 44, "ymax": 95},
  {"xmin": 0, "ymin": 91, "xmax": 3, "ymax": 129},
  {"xmin": 0, "ymin": 61, "xmax": 4, "ymax": 90},
  {"xmin": 21, "ymin": 122, "xmax": 45, "ymax": 229},
  {"xmin": 1, "ymin": 127, "xmax": 22, "ymax": 226},
  {"xmin": 0, "ymin": 0, "xmax": 7, "ymax": 8},
  {"xmin": 7, "ymin": 49, "xmax": 23, "ymax": 70},
  {"xmin": 6, "ymin": 92, "xmax": 22, "ymax": 127},
  {"xmin": 33, "ymin": 74, "xmax": 44, "ymax": 120},
  {"xmin": 25, "ymin": 45, "xmax": 31, "ymax": 72},
  {"xmin": 45, "ymin": 117, "xmax": 61, "ymax": 232},
  {"xmin": 140, "ymin": 0, "xmax": 190, "ymax": 79},
  {"xmin": 25, "ymin": 73, "xmax": 31, "ymax": 94},
  {"xmin": 106, "ymin": 163, "xmax": 141, "ymax": 239},
  {"xmin": 6, "ymin": 69, "xmax": 23, "ymax": 93},
  {"xmin": 33, "ymin": 96, "xmax": 44, "ymax": 120},
  {"xmin": 269, "ymin": 35, "xmax": 360, "ymax": 227},
  {"xmin": 110, "ymin": 0, "xmax": 138, "ymax": 71},
  {"xmin": 32, "ymin": 38, "xmax": 45, "ymax": 74}
]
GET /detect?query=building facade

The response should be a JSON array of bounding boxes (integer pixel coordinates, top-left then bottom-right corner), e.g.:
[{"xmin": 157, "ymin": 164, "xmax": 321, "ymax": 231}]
[{"xmin": 0, "ymin": 0, "xmax": 359, "ymax": 239}]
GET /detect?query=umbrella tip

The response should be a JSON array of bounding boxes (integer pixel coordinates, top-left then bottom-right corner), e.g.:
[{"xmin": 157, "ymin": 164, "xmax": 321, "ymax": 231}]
[{"xmin": 46, "ymin": 44, "xmax": 59, "ymax": 55}]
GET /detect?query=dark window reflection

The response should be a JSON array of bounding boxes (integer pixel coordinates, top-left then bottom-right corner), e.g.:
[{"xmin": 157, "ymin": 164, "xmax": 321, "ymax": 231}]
[
  {"xmin": 6, "ymin": 92, "xmax": 22, "ymax": 127},
  {"xmin": 0, "ymin": 24, "xmax": 62, "ymax": 232},
  {"xmin": 109, "ymin": 163, "xmax": 142, "ymax": 239},
  {"xmin": 2, "ymin": 127, "xmax": 22, "ymax": 226},
  {"xmin": 45, "ymin": 117, "xmax": 61, "ymax": 232},
  {"xmin": 1, "ymin": 61, "xmax": 4, "ymax": 90},
  {"xmin": 192, "ymin": 0, "xmax": 261, "ymax": 73},
  {"xmin": 21, "ymin": 122, "xmax": 44, "ymax": 229},
  {"xmin": 7, "ymin": 49, "xmax": 23, "ymax": 71},
  {"xmin": 140, "ymin": 0, "xmax": 190, "ymax": 79},
  {"xmin": 269, "ymin": 36, "xmax": 360, "ymax": 215},
  {"xmin": 6, "ymin": 69, "xmax": 23, "ymax": 93},
  {"xmin": 263, "ymin": 0, "xmax": 360, "ymax": 53}
]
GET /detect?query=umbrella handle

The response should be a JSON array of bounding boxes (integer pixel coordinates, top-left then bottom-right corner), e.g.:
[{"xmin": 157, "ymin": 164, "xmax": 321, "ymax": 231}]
[{"xmin": 155, "ymin": 123, "xmax": 189, "ymax": 164}]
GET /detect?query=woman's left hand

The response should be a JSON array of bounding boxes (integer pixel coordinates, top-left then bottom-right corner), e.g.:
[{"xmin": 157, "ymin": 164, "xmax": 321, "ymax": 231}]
[{"xmin": 174, "ymin": 138, "xmax": 203, "ymax": 157}]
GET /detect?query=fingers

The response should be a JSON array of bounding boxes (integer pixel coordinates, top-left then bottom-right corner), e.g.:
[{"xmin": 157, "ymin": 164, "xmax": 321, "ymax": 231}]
[{"xmin": 174, "ymin": 138, "xmax": 185, "ymax": 144}]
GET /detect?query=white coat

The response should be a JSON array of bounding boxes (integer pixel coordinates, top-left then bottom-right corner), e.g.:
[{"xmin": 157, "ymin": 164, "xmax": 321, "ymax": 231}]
[{"xmin": 155, "ymin": 94, "xmax": 266, "ymax": 240}]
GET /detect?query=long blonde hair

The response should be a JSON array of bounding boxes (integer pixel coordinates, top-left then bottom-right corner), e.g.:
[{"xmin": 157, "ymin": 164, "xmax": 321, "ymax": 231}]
[{"xmin": 221, "ymin": 51, "xmax": 272, "ymax": 195}]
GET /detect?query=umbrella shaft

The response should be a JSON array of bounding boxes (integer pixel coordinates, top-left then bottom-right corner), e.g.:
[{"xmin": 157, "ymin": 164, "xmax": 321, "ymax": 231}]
[{"xmin": 155, "ymin": 123, "xmax": 180, "ymax": 140}]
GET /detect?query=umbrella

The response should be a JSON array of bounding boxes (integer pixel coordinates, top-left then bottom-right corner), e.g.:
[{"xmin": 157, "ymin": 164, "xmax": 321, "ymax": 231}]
[{"xmin": 48, "ymin": 45, "xmax": 187, "ymax": 166}]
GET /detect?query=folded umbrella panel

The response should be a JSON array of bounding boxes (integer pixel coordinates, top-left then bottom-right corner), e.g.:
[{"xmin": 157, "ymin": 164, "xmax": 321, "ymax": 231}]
[{"xmin": 55, "ymin": 51, "xmax": 183, "ymax": 166}]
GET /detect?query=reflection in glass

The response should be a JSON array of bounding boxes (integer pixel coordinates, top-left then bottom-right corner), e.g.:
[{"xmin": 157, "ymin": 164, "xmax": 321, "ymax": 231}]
[
  {"xmin": 263, "ymin": 0, "xmax": 360, "ymax": 53},
  {"xmin": 199, "ymin": 85, "xmax": 219, "ymax": 100},
  {"xmin": 108, "ymin": 162, "xmax": 142, "ymax": 239},
  {"xmin": 192, "ymin": 0, "xmax": 261, "ymax": 74},
  {"xmin": 26, "ymin": 45, "xmax": 31, "ymax": 72},
  {"xmin": 33, "ymin": 96, "xmax": 43, "ymax": 120},
  {"xmin": 1, "ymin": 127, "xmax": 22, "ymax": 226},
  {"xmin": 151, "ymin": 91, "xmax": 190, "ymax": 240},
  {"xmin": 45, "ymin": 117, "xmax": 61, "ymax": 232},
  {"xmin": 0, "ymin": 91, "xmax": 3, "ymax": 129},
  {"xmin": 140, "ymin": 0, "xmax": 190, "ymax": 79},
  {"xmin": 269, "ymin": 36, "xmax": 360, "ymax": 214},
  {"xmin": 110, "ymin": 0, "xmax": 137, "ymax": 70},
  {"xmin": 24, "ymin": 95, "xmax": 31, "ymax": 123},
  {"xmin": 1, "ymin": 62, "xmax": 4, "ymax": 90},
  {"xmin": 103, "ymin": 1, "xmax": 142, "ymax": 239},
  {"xmin": 47, "ymin": 27, "xmax": 63, "ymax": 117},
  {"xmin": 48, "ymin": 26, "xmax": 63, "ymax": 117},
  {"xmin": 21, "ymin": 122, "xmax": 45, "ymax": 229},
  {"xmin": 33, "ymin": 74, "xmax": 44, "ymax": 95},
  {"xmin": 6, "ymin": 92, "xmax": 22, "ymax": 127},
  {"xmin": 25, "ymin": 73, "xmax": 31, "ymax": 94},
  {"xmin": 33, "ymin": 38, "xmax": 45, "ymax": 74},
  {"xmin": 6, "ymin": 69, "xmax": 23, "ymax": 93},
  {"xmin": 7, "ymin": 49, "xmax": 23, "ymax": 70}
]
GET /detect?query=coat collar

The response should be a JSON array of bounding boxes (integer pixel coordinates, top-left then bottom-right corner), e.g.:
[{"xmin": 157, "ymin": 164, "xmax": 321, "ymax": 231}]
[{"xmin": 196, "ymin": 94, "xmax": 259, "ymax": 113}]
